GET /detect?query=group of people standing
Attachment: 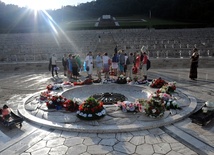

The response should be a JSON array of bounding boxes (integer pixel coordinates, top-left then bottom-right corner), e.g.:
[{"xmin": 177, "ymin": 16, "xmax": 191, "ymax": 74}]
[
  {"xmin": 49, "ymin": 53, "xmax": 82, "ymax": 81},
  {"xmin": 49, "ymin": 47, "xmax": 199, "ymax": 82},
  {"xmin": 85, "ymin": 48, "xmax": 149, "ymax": 81},
  {"xmin": 49, "ymin": 48, "xmax": 150, "ymax": 82}
]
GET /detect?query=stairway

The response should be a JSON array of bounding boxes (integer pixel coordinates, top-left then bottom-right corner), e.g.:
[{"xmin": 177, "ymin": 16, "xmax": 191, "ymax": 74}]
[{"xmin": 95, "ymin": 31, "xmax": 117, "ymax": 56}]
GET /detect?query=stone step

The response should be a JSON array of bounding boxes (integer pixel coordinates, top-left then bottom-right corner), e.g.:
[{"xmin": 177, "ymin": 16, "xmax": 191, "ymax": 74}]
[{"xmin": 162, "ymin": 124, "xmax": 214, "ymax": 155}]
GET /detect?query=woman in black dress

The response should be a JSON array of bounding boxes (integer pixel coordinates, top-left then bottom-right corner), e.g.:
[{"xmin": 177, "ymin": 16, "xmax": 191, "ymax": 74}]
[{"xmin": 189, "ymin": 48, "xmax": 199, "ymax": 80}]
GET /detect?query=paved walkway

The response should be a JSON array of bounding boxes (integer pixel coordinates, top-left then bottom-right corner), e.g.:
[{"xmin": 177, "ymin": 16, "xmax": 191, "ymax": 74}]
[{"xmin": 0, "ymin": 68, "xmax": 214, "ymax": 155}]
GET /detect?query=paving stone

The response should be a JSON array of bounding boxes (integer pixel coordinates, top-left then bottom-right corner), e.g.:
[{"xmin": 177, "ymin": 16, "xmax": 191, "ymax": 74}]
[
  {"xmin": 46, "ymin": 137, "xmax": 65, "ymax": 148},
  {"xmin": 49, "ymin": 145, "xmax": 68, "ymax": 155},
  {"xmin": 116, "ymin": 132, "xmax": 133, "ymax": 142},
  {"xmin": 165, "ymin": 150, "xmax": 183, "ymax": 155},
  {"xmin": 64, "ymin": 137, "xmax": 84, "ymax": 147},
  {"xmin": 113, "ymin": 142, "xmax": 136, "ymax": 154},
  {"xmin": 130, "ymin": 136, "xmax": 145, "ymax": 145},
  {"xmin": 136, "ymin": 143, "xmax": 154, "ymax": 155},
  {"xmin": 153, "ymin": 142, "xmax": 171, "ymax": 154},
  {"xmin": 87, "ymin": 144, "xmax": 113, "ymax": 154},
  {"xmin": 83, "ymin": 137, "xmax": 101, "ymax": 146},
  {"xmin": 43, "ymin": 130, "xmax": 62, "ymax": 141},
  {"xmin": 106, "ymin": 151, "xmax": 128, "ymax": 155},
  {"xmin": 145, "ymin": 134, "xmax": 162, "ymax": 144},
  {"xmin": 26, "ymin": 140, "xmax": 47, "ymax": 152},
  {"xmin": 66, "ymin": 144, "xmax": 87, "ymax": 155},
  {"xmin": 160, "ymin": 134, "xmax": 178, "ymax": 143},
  {"xmin": 31, "ymin": 148, "xmax": 50, "ymax": 155},
  {"xmin": 99, "ymin": 138, "xmax": 118, "ymax": 146},
  {"xmin": 20, "ymin": 153, "xmax": 31, "ymax": 155}
]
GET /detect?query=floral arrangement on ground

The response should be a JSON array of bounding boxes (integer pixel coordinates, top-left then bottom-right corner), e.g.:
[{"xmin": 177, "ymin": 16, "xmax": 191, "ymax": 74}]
[
  {"xmin": 137, "ymin": 81, "xmax": 180, "ymax": 118},
  {"xmin": 45, "ymin": 94, "xmax": 81, "ymax": 112},
  {"xmin": 117, "ymin": 101, "xmax": 142, "ymax": 112},
  {"xmin": 77, "ymin": 97, "xmax": 106, "ymax": 120},
  {"xmin": 138, "ymin": 93, "xmax": 166, "ymax": 118},
  {"xmin": 149, "ymin": 77, "xmax": 167, "ymax": 88}
]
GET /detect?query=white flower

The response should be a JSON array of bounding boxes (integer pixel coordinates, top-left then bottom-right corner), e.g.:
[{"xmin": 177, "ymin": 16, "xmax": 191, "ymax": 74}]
[
  {"xmin": 152, "ymin": 109, "xmax": 156, "ymax": 113},
  {"xmin": 83, "ymin": 113, "xmax": 87, "ymax": 117},
  {"xmin": 49, "ymin": 101, "xmax": 53, "ymax": 104},
  {"xmin": 88, "ymin": 114, "xmax": 93, "ymax": 117},
  {"xmin": 96, "ymin": 112, "xmax": 102, "ymax": 116},
  {"xmin": 166, "ymin": 102, "xmax": 170, "ymax": 107},
  {"xmin": 57, "ymin": 99, "xmax": 60, "ymax": 102},
  {"xmin": 76, "ymin": 111, "xmax": 80, "ymax": 114},
  {"xmin": 101, "ymin": 110, "xmax": 106, "ymax": 115},
  {"xmin": 172, "ymin": 100, "xmax": 177, "ymax": 106}
]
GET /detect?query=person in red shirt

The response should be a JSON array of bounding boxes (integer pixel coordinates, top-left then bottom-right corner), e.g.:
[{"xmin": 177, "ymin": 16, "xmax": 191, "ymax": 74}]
[
  {"xmin": 142, "ymin": 52, "xmax": 148, "ymax": 80},
  {"xmin": 1, "ymin": 105, "xmax": 11, "ymax": 120}
]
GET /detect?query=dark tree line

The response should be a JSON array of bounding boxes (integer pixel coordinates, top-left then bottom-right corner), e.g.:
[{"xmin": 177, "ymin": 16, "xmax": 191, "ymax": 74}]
[{"xmin": 0, "ymin": 0, "xmax": 214, "ymax": 32}]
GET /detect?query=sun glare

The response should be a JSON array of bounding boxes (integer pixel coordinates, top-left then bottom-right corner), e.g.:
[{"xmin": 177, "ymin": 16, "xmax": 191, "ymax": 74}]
[{"xmin": 27, "ymin": 1, "xmax": 51, "ymax": 11}]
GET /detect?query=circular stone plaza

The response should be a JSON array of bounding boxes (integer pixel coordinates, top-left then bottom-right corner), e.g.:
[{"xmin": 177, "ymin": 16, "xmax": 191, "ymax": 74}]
[{"xmin": 0, "ymin": 28, "xmax": 214, "ymax": 155}]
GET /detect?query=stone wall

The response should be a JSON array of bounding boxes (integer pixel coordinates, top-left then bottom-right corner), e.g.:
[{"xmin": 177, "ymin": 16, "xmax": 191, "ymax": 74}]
[
  {"xmin": 0, "ymin": 57, "xmax": 213, "ymax": 72},
  {"xmin": 0, "ymin": 28, "xmax": 214, "ymax": 63}
]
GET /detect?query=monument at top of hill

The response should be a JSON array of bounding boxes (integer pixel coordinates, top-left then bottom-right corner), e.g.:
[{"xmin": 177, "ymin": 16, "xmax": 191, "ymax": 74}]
[{"xmin": 95, "ymin": 15, "xmax": 119, "ymax": 27}]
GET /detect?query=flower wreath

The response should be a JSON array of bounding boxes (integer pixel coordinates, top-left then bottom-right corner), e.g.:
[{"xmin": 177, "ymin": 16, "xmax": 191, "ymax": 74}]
[
  {"xmin": 62, "ymin": 99, "xmax": 79, "ymax": 112},
  {"xmin": 46, "ymin": 95, "xmax": 66, "ymax": 110},
  {"xmin": 157, "ymin": 82, "xmax": 176, "ymax": 94},
  {"xmin": 40, "ymin": 91, "xmax": 51, "ymax": 100},
  {"xmin": 117, "ymin": 101, "xmax": 142, "ymax": 112},
  {"xmin": 139, "ymin": 93, "xmax": 165, "ymax": 118},
  {"xmin": 77, "ymin": 97, "xmax": 106, "ymax": 120},
  {"xmin": 149, "ymin": 77, "xmax": 167, "ymax": 88},
  {"xmin": 116, "ymin": 75, "xmax": 127, "ymax": 84},
  {"xmin": 47, "ymin": 84, "xmax": 63, "ymax": 91}
]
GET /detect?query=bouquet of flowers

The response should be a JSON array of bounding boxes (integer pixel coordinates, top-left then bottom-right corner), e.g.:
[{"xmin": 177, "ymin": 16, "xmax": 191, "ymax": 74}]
[
  {"xmin": 117, "ymin": 101, "xmax": 142, "ymax": 112},
  {"xmin": 47, "ymin": 84, "xmax": 63, "ymax": 91},
  {"xmin": 46, "ymin": 95, "xmax": 66, "ymax": 110},
  {"xmin": 116, "ymin": 75, "xmax": 127, "ymax": 84},
  {"xmin": 77, "ymin": 97, "xmax": 106, "ymax": 120},
  {"xmin": 157, "ymin": 82, "xmax": 176, "ymax": 94},
  {"xmin": 63, "ymin": 81, "xmax": 74, "ymax": 87},
  {"xmin": 142, "ymin": 93, "xmax": 165, "ymax": 118},
  {"xmin": 63, "ymin": 99, "xmax": 79, "ymax": 112},
  {"xmin": 158, "ymin": 92, "xmax": 181, "ymax": 110},
  {"xmin": 40, "ymin": 91, "xmax": 51, "ymax": 100},
  {"xmin": 149, "ymin": 77, "xmax": 167, "ymax": 88}
]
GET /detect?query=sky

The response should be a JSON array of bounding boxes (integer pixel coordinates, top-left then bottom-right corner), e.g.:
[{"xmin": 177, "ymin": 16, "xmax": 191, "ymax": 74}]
[{"xmin": 1, "ymin": 0, "xmax": 93, "ymax": 10}]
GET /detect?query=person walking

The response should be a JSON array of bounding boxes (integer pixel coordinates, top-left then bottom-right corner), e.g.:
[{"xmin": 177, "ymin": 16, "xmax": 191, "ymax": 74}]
[
  {"xmin": 189, "ymin": 48, "xmax": 199, "ymax": 80},
  {"xmin": 62, "ymin": 53, "xmax": 68, "ymax": 76}
]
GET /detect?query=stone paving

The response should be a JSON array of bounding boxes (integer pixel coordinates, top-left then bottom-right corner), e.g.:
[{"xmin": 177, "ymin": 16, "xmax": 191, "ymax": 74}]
[{"xmin": 0, "ymin": 68, "xmax": 214, "ymax": 155}]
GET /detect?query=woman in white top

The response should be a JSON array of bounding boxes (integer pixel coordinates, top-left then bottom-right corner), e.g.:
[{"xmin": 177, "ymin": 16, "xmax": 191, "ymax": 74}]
[
  {"xmin": 85, "ymin": 51, "xmax": 94, "ymax": 79},
  {"xmin": 102, "ymin": 52, "xmax": 110, "ymax": 79}
]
